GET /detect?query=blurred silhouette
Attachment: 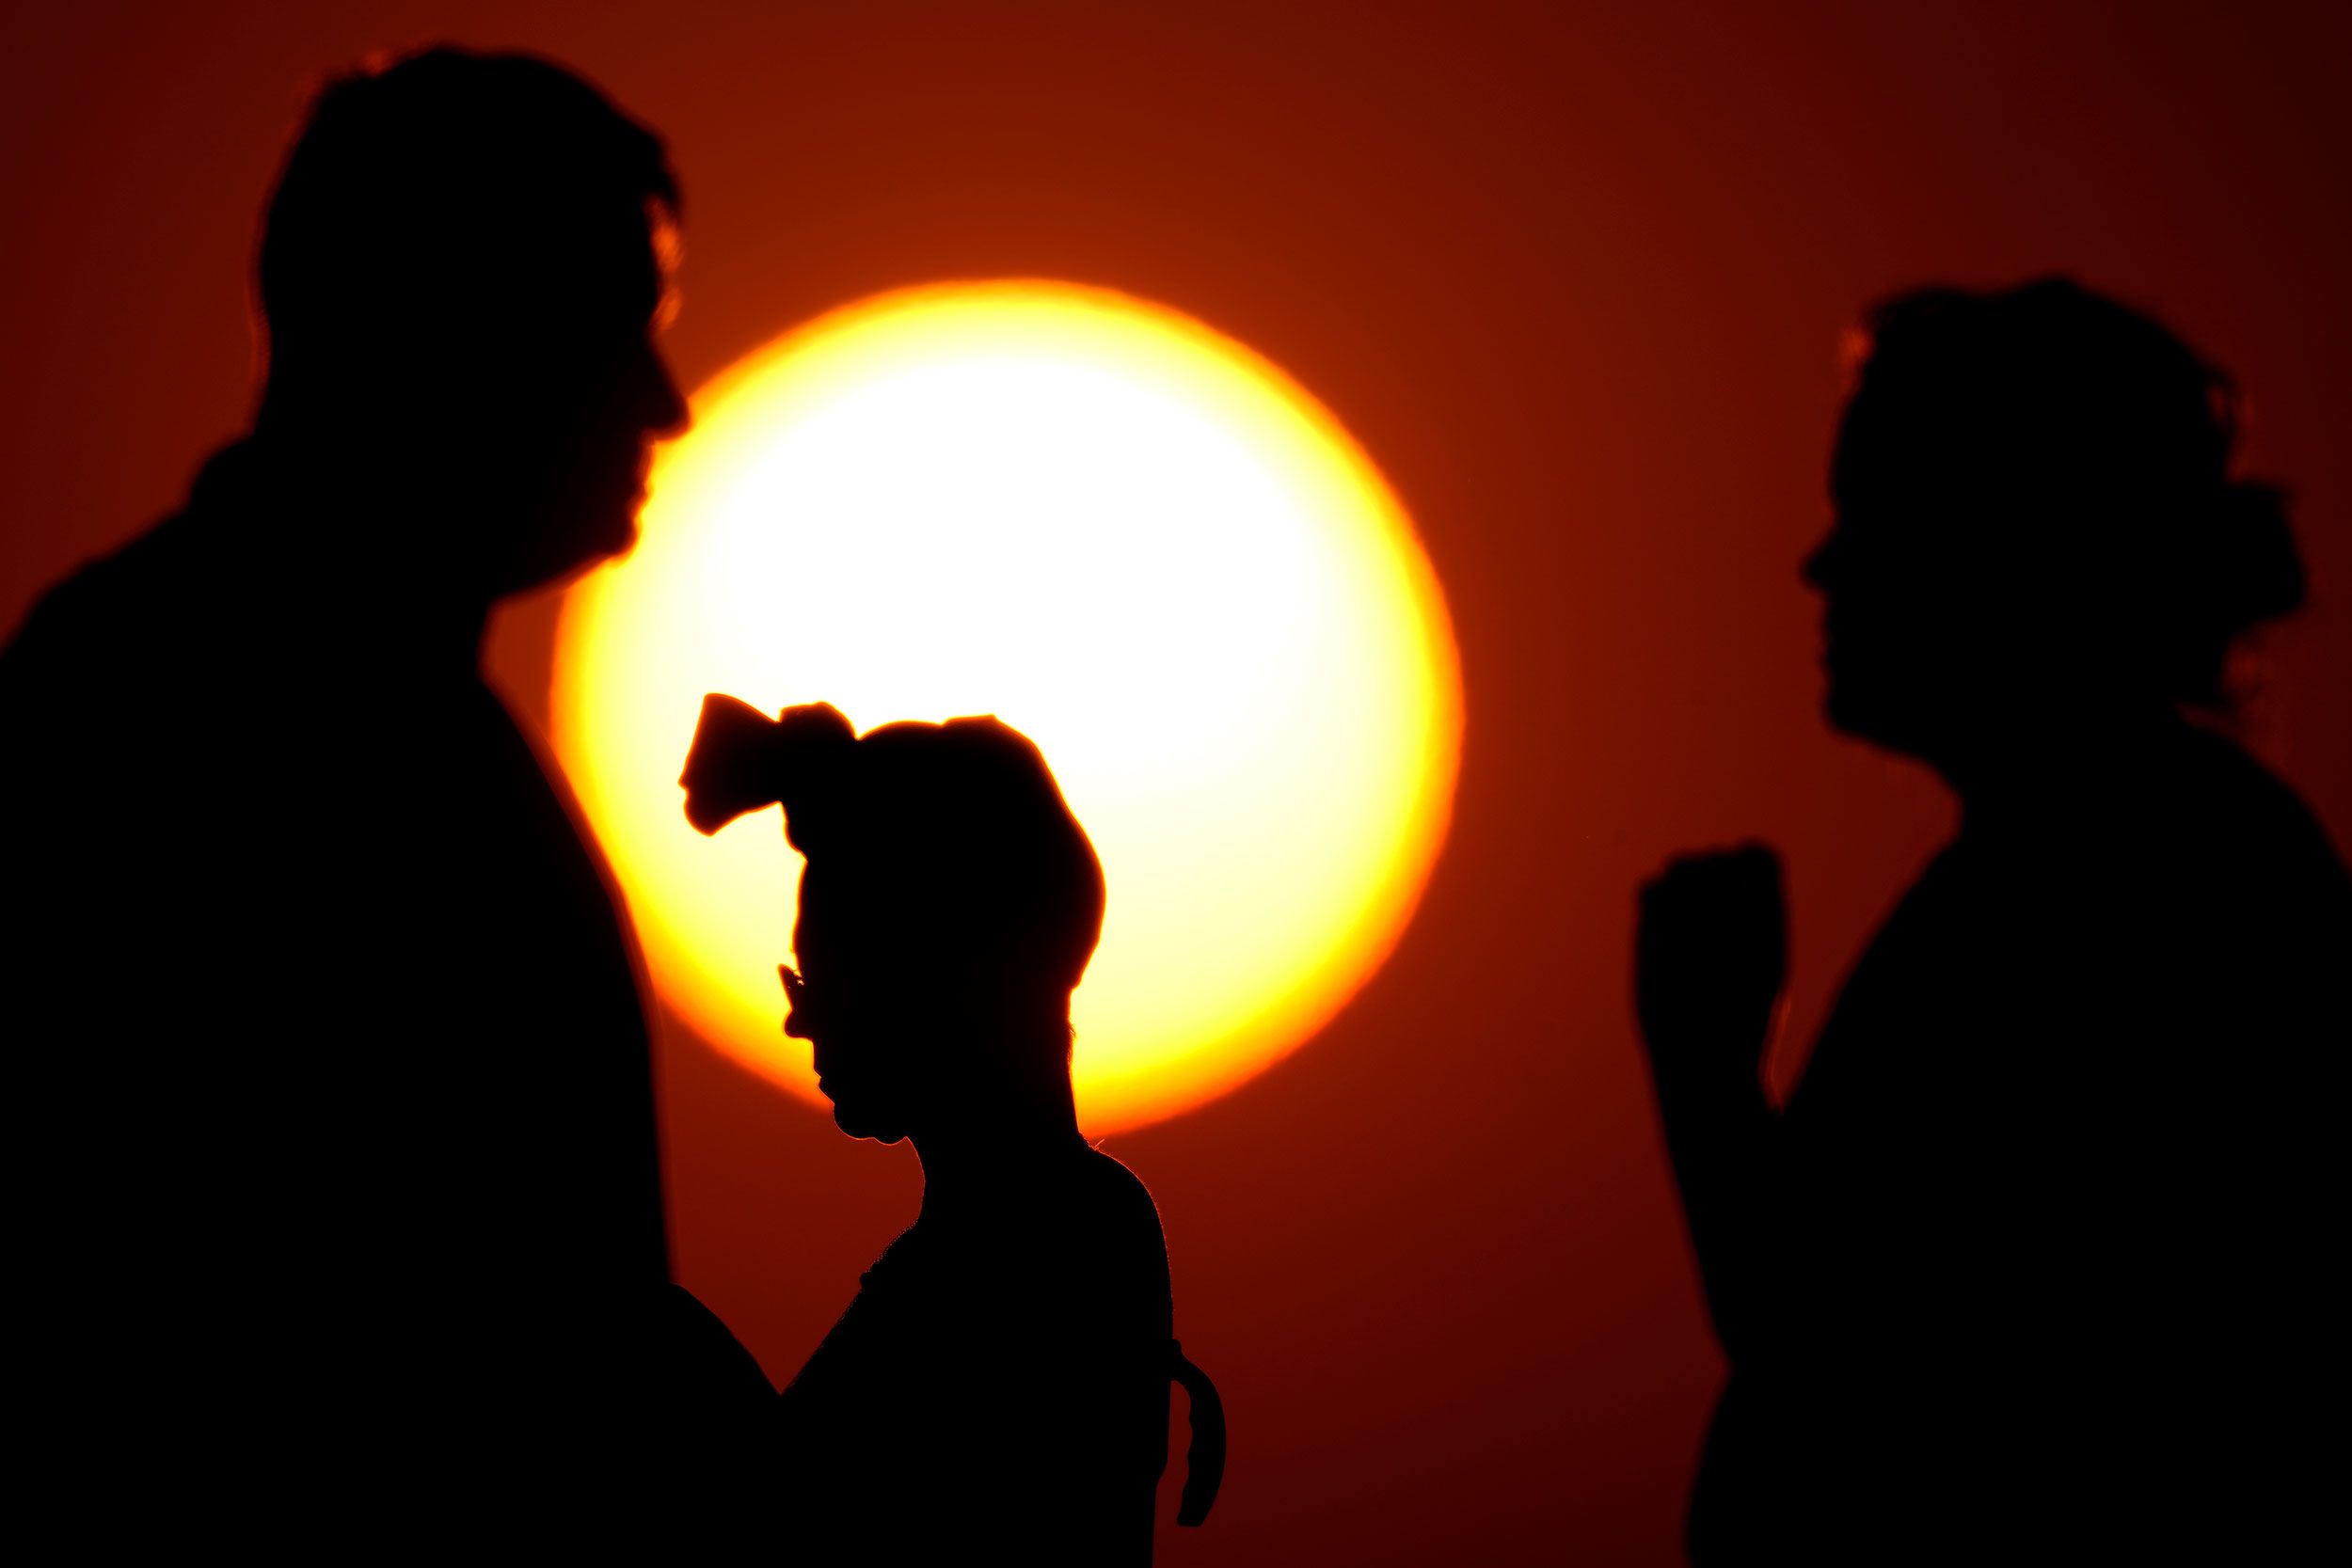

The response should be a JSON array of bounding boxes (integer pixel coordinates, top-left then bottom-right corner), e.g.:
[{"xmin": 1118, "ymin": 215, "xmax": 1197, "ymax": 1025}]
[
  {"xmin": 681, "ymin": 694, "xmax": 1224, "ymax": 1564},
  {"xmin": 0, "ymin": 49, "xmax": 768, "ymax": 1547},
  {"xmin": 1638, "ymin": 279, "xmax": 2350, "ymax": 1562}
]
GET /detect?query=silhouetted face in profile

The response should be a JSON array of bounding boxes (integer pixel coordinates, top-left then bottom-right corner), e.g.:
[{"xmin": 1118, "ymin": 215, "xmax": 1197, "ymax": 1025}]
[
  {"xmin": 1804, "ymin": 279, "xmax": 2300, "ymax": 776},
  {"xmin": 782, "ymin": 909, "xmax": 946, "ymax": 1146},
  {"xmin": 677, "ymin": 698, "xmax": 1105, "ymax": 1143},
  {"xmin": 254, "ymin": 49, "xmax": 688, "ymax": 604},
  {"xmin": 754, "ymin": 714, "xmax": 1105, "ymax": 1146},
  {"xmin": 449, "ymin": 210, "xmax": 686, "ymax": 596},
  {"xmin": 1806, "ymin": 372, "xmax": 2010, "ymax": 761}
]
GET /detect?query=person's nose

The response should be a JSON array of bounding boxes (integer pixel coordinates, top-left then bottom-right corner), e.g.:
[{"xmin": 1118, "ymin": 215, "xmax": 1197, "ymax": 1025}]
[{"xmin": 639, "ymin": 345, "xmax": 690, "ymax": 439}]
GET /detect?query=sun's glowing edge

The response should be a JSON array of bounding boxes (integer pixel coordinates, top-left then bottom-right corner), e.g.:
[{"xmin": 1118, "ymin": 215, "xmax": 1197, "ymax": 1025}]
[{"xmin": 551, "ymin": 279, "xmax": 1463, "ymax": 1133}]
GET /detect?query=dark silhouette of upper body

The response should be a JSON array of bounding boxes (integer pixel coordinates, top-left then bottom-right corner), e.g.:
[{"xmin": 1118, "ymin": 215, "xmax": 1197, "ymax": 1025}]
[
  {"xmin": 681, "ymin": 696, "xmax": 1223, "ymax": 1565},
  {"xmin": 0, "ymin": 49, "xmax": 767, "ymax": 1547},
  {"xmin": 1638, "ymin": 280, "xmax": 2350, "ymax": 1562}
]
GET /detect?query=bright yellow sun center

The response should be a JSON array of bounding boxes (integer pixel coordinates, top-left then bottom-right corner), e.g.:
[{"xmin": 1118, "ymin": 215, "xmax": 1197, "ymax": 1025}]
[{"xmin": 551, "ymin": 280, "xmax": 1460, "ymax": 1132}]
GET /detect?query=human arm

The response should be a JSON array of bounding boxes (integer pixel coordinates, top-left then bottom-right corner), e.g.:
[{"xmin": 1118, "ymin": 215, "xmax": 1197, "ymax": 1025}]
[{"xmin": 1635, "ymin": 844, "xmax": 1788, "ymax": 1363}]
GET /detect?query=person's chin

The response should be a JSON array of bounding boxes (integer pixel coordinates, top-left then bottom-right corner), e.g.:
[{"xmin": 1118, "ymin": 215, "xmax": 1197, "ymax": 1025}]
[
  {"xmin": 1820, "ymin": 677, "xmax": 1864, "ymax": 735},
  {"xmin": 493, "ymin": 514, "xmax": 637, "ymax": 598},
  {"xmin": 574, "ymin": 499, "xmax": 641, "ymax": 565},
  {"xmin": 1822, "ymin": 689, "xmax": 1892, "ymax": 746},
  {"xmin": 1819, "ymin": 660, "xmax": 1878, "ymax": 734},
  {"xmin": 825, "ymin": 1091, "xmax": 907, "ymax": 1144},
  {"xmin": 1822, "ymin": 679, "xmax": 1943, "ymax": 760},
  {"xmin": 836, "ymin": 1115, "xmax": 909, "ymax": 1145}
]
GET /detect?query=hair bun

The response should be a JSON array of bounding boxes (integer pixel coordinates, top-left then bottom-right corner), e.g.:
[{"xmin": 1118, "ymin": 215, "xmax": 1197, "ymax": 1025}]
[
  {"xmin": 2206, "ymin": 480, "xmax": 2305, "ymax": 635},
  {"xmin": 677, "ymin": 693, "xmax": 855, "ymax": 839}
]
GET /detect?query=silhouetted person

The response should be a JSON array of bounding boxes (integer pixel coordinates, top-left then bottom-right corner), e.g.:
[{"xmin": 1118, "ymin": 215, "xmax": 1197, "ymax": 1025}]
[
  {"xmin": 0, "ymin": 49, "xmax": 766, "ymax": 1548},
  {"xmin": 680, "ymin": 695, "xmax": 1224, "ymax": 1564},
  {"xmin": 1638, "ymin": 279, "xmax": 2349, "ymax": 1562}
]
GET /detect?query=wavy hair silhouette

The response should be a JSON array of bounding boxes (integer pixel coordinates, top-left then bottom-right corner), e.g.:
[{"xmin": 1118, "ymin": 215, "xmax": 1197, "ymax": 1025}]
[{"xmin": 1640, "ymin": 277, "xmax": 2349, "ymax": 1563}]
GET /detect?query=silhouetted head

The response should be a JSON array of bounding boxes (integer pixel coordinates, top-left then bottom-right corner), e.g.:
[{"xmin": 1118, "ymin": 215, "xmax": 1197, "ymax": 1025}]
[
  {"xmin": 1806, "ymin": 277, "xmax": 2303, "ymax": 775},
  {"xmin": 679, "ymin": 697, "xmax": 1105, "ymax": 1144},
  {"xmin": 254, "ymin": 47, "xmax": 687, "ymax": 599}
]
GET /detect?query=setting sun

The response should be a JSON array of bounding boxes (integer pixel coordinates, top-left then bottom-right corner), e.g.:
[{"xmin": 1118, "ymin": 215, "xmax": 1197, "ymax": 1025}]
[{"xmin": 551, "ymin": 280, "xmax": 1460, "ymax": 1132}]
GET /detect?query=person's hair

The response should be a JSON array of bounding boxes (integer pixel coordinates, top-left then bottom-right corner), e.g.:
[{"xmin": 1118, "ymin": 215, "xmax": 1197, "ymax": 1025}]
[
  {"xmin": 681, "ymin": 697, "xmax": 1106, "ymax": 1036},
  {"xmin": 255, "ymin": 46, "xmax": 678, "ymax": 400},
  {"xmin": 1851, "ymin": 277, "xmax": 2303, "ymax": 705}
]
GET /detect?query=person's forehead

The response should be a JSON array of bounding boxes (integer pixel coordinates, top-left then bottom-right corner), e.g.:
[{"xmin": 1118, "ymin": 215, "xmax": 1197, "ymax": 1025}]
[
  {"xmin": 520, "ymin": 194, "xmax": 673, "ymax": 325},
  {"xmin": 1834, "ymin": 382, "xmax": 1974, "ymax": 463},
  {"xmin": 644, "ymin": 196, "xmax": 682, "ymax": 326}
]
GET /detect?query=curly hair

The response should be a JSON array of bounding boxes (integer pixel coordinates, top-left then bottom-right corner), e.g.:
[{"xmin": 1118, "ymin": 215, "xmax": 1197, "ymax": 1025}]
[{"xmin": 1850, "ymin": 277, "xmax": 2303, "ymax": 705}]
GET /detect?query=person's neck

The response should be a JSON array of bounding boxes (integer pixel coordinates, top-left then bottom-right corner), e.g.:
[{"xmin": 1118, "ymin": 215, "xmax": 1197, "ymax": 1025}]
[
  {"xmin": 1945, "ymin": 699, "xmax": 2189, "ymax": 832},
  {"xmin": 234, "ymin": 423, "xmax": 498, "ymax": 677},
  {"xmin": 911, "ymin": 1073, "xmax": 1087, "ymax": 1228}
]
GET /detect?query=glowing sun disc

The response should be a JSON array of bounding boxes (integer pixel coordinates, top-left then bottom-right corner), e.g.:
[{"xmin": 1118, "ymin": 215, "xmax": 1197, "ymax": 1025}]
[{"xmin": 551, "ymin": 280, "xmax": 1460, "ymax": 1132}]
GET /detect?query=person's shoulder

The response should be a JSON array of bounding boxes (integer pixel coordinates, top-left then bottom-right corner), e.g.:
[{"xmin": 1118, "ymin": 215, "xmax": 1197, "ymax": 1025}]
[
  {"xmin": 1066, "ymin": 1148, "xmax": 1172, "ymax": 1280},
  {"xmin": 2074, "ymin": 723, "xmax": 2352, "ymax": 999},
  {"xmin": 2171, "ymin": 723, "xmax": 2350, "ymax": 893},
  {"xmin": 1, "ymin": 540, "xmax": 162, "ymax": 735},
  {"xmin": 1070, "ymin": 1148, "xmax": 1165, "ymax": 1226},
  {"xmin": 0, "ymin": 523, "xmax": 218, "ymax": 857},
  {"xmin": 6, "ymin": 549, "xmax": 123, "ymax": 673},
  {"xmin": 1040, "ymin": 1149, "xmax": 1170, "ymax": 1328},
  {"xmin": 3, "ymin": 505, "xmax": 219, "ymax": 684},
  {"xmin": 1002, "ymin": 1148, "xmax": 1167, "ymax": 1261}
]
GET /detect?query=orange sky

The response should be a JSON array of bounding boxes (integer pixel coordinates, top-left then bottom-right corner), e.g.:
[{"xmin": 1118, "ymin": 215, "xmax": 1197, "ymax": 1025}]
[{"xmin": 6, "ymin": 4, "xmax": 2348, "ymax": 1560}]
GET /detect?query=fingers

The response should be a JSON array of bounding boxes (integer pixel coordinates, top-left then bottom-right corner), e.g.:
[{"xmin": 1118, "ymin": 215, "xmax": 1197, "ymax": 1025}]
[
  {"xmin": 1644, "ymin": 841, "xmax": 1784, "ymax": 897},
  {"xmin": 1634, "ymin": 840, "xmax": 1790, "ymax": 1068},
  {"xmin": 1641, "ymin": 844, "xmax": 1785, "ymax": 935}
]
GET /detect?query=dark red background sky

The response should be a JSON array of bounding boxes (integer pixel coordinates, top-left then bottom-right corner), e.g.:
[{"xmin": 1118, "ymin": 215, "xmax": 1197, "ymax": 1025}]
[{"xmin": 7, "ymin": 3, "xmax": 2348, "ymax": 1560}]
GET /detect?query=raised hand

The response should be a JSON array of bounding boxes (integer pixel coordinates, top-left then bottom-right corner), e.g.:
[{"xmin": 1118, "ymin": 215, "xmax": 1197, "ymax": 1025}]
[{"xmin": 1635, "ymin": 843, "xmax": 1788, "ymax": 1090}]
